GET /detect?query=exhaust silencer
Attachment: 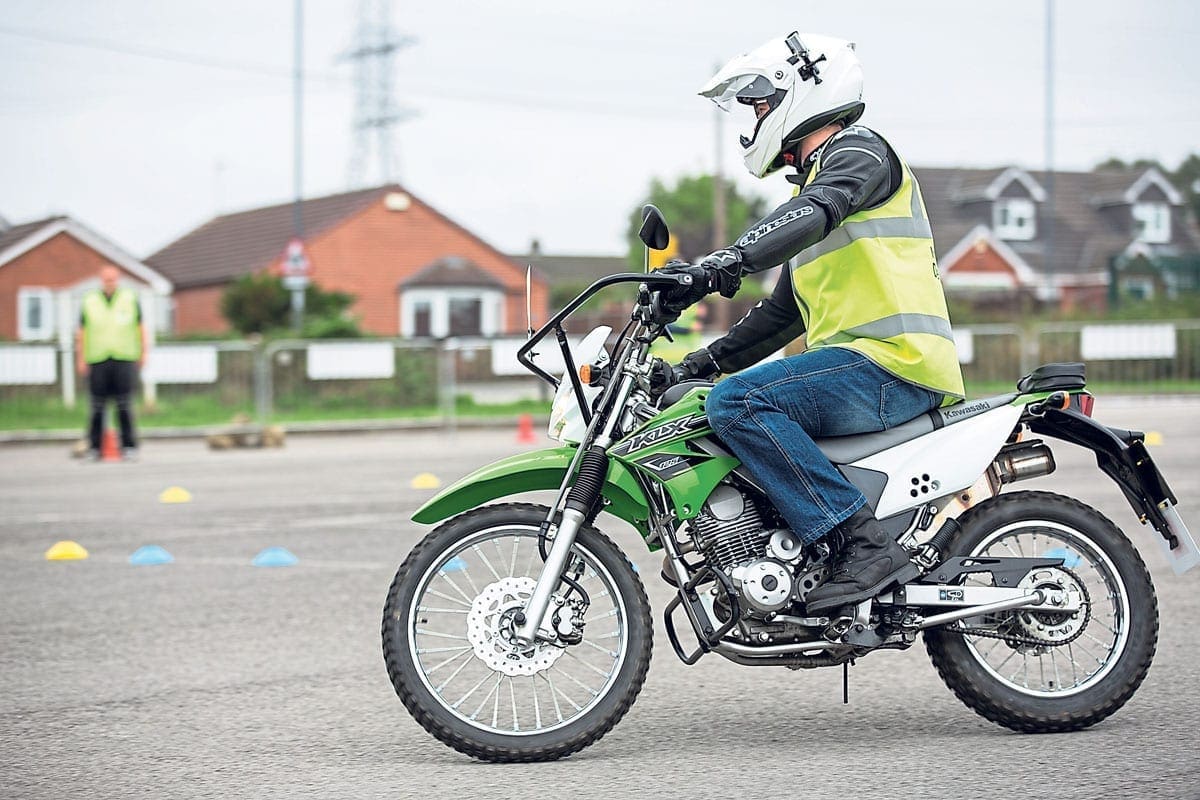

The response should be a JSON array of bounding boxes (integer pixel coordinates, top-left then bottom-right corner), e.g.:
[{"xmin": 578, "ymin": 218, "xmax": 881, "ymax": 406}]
[{"xmin": 992, "ymin": 442, "xmax": 1056, "ymax": 485}]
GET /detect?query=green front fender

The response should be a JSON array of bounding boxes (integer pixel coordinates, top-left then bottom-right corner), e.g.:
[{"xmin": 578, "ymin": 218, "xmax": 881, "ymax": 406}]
[{"xmin": 411, "ymin": 446, "xmax": 654, "ymax": 542}]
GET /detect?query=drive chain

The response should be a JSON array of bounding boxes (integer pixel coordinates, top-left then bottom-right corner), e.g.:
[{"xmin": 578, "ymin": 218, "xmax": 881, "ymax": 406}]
[{"xmin": 950, "ymin": 566, "xmax": 1092, "ymax": 648}]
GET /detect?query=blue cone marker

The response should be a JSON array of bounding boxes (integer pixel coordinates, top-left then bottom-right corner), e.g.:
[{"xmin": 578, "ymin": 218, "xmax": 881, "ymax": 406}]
[
  {"xmin": 1042, "ymin": 546, "xmax": 1082, "ymax": 569},
  {"xmin": 129, "ymin": 545, "xmax": 174, "ymax": 566},
  {"xmin": 252, "ymin": 547, "xmax": 298, "ymax": 567},
  {"xmin": 440, "ymin": 556, "xmax": 468, "ymax": 573}
]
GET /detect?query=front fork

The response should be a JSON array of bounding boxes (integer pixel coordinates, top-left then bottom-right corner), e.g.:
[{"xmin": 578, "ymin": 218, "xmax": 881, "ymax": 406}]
[{"xmin": 512, "ymin": 366, "xmax": 642, "ymax": 647}]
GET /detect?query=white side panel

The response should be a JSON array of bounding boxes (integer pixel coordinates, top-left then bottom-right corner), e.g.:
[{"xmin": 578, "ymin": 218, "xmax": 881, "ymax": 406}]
[
  {"xmin": 143, "ymin": 345, "xmax": 218, "ymax": 384},
  {"xmin": 306, "ymin": 342, "xmax": 395, "ymax": 380},
  {"xmin": 853, "ymin": 404, "xmax": 1022, "ymax": 518},
  {"xmin": 0, "ymin": 345, "xmax": 57, "ymax": 385}
]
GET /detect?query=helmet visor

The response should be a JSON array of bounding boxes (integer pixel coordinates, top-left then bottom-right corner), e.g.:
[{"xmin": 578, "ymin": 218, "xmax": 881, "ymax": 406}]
[{"xmin": 701, "ymin": 73, "xmax": 777, "ymax": 112}]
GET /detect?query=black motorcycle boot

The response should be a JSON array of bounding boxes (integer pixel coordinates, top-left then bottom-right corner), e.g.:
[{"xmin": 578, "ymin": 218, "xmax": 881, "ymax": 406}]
[{"xmin": 804, "ymin": 507, "xmax": 920, "ymax": 614}]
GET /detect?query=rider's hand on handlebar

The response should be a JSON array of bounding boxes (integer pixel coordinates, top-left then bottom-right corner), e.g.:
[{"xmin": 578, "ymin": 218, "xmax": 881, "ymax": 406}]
[
  {"xmin": 648, "ymin": 348, "xmax": 721, "ymax": 397},
  {"xmin": 658, "ymin": 248, "xmax": 744, "ymax": 311}
]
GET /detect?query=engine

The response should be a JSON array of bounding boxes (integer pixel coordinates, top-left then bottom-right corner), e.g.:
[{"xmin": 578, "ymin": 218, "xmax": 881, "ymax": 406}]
[{"xmin": 689, "ymin": 484, "xmax": 809, "ymax": 616}]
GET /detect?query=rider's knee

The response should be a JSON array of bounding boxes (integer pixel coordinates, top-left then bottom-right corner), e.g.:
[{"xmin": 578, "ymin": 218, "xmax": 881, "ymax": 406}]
[{"xmin": 705, "ymin": 378, "xmax": 745, "ymax": 429}]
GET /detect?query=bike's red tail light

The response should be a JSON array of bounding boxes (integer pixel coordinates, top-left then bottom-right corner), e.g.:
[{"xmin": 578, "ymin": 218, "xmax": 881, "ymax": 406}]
[{"xmin": 1076, "ymin": 393, "xmax": 1095, "ymax": 417}]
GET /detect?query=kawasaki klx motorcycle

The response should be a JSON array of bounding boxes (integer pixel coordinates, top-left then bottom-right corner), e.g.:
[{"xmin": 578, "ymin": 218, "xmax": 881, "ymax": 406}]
[{"xmin": 382, "ymin": 206, "xmax": 1197, "ymax": 762}]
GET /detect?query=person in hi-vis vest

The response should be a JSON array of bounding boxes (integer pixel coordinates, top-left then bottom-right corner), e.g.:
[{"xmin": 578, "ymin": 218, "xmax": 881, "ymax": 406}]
[
  {"xmin": 75, "ymin": 265, "xmax": 149, "ymax": 460},
  {"xmin": 652, "ymin": 32, "xmax": 965, "ymax": 614}
]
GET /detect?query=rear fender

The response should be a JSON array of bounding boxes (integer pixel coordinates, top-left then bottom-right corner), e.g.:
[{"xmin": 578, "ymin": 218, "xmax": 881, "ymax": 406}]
[
  {"xmin": 1028, "ymin": 406, "xmax": 1180, "ymax": 544},
  {"xmin": 411, "ymin": 446, "xmax": 654, "ymax": 542}
]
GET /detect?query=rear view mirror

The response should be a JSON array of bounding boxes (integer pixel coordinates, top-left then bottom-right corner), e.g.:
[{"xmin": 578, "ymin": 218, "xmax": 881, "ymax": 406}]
[{"xmin": 638, "ymin": 204, "xmax": 670, "ymax": 251}]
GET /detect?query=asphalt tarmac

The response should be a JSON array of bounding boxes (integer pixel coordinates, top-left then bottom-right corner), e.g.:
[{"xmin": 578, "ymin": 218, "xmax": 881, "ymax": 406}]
[{"xmin": 1, "ymin": 398, "xmax": 1198, "ymax": 799}]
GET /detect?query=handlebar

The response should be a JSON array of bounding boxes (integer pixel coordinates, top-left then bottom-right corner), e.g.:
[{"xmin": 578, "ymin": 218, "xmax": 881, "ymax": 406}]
[{"xmin": 516, "ymin": 272, "xmax": 692, "ymax": 388}]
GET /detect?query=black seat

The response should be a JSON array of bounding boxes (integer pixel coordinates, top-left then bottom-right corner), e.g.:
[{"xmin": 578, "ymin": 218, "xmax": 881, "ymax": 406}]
[{"xmin": 658, "ymin": 378, "xmax": 1019, "ymax": 465}]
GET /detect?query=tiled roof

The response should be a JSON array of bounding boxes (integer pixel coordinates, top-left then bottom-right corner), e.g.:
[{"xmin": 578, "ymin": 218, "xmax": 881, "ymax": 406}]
[
  {"xmin": 401, "ymin": 256, "xmax": 506, "ymax": 289},
  {"xmin": 914, "ymin": 166, "xmax": 1199, "ymax": 276},
  {"xmin": 514, "ymin": 252, "xmax": 628, "ymax": 284},
  {"xmin": 146, "ymin": 187, "xmax": 391, "ymax": 289},
  {"xmin": 0, "ymin": 216, "xmax": 65, "ymax": 256}
]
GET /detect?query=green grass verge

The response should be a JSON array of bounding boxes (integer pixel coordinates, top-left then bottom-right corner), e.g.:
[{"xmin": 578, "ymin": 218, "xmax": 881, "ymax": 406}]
[{"xmin": 0, "ymin": 394, "xmax": 552, "ymax": 432}]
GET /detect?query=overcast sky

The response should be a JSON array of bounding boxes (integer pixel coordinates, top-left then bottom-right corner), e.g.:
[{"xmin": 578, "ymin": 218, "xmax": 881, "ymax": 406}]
[{"xmin": 2, "ymin": 1, "xmax": 1198, "ymax": 261}]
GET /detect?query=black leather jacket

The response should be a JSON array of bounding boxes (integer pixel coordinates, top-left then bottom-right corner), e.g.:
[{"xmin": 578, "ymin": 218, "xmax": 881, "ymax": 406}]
[{"xmin": 706, "ymin": 125, "xmax": 905, "ymax": 374}]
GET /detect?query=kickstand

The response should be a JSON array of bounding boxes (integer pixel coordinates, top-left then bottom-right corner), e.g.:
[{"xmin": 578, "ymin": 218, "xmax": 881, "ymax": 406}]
[{"xmin": 842, "ymin": 659, "xmax": 854, "ymax": 705}]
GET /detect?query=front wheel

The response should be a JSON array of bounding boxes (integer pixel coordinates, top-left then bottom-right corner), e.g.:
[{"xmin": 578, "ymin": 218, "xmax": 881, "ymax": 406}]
[
  {"xmin": 382, "ymin": 503, "xmax": 653, "ymax": 761},
  {"xmin": 925, "ymin": 490, "xmax": 1159, "ymax": 732}
]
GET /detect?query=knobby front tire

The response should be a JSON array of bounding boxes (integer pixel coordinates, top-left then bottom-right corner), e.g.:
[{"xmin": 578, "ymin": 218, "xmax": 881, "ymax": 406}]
[{"xmin": 382, "ymin": 503, "xmax": 653, "ymax": 762}]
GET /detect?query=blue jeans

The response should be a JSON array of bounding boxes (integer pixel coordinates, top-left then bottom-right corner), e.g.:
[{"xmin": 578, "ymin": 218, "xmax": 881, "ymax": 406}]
[{"xmin": 706, "ymin": 347, "xmax": 943, "ymax": 544}]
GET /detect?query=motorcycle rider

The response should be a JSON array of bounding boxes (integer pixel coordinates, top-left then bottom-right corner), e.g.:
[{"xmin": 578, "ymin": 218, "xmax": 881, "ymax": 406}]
[{"xmin": 655, "ymin": 32, "xmax": 965, "ymax": 613}]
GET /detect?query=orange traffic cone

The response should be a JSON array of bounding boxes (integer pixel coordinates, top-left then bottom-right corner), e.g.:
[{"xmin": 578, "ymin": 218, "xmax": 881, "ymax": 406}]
[
  {"xmin": 100, "ymin": 429, "xmax": 121, "ymax": 462},
  {"xmin": 516, "ymin": 413, "xmax": 537, "ymax": 444}
]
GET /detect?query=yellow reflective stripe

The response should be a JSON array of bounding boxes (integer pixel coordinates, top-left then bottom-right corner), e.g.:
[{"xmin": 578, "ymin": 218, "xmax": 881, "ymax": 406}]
[
  {"xmin": 796, "ymin": 216, "xmax": 932, "ymax": 262},
  {"xmin": 810, "ymin": 313, "xmax": 955, "ymax": 347}
]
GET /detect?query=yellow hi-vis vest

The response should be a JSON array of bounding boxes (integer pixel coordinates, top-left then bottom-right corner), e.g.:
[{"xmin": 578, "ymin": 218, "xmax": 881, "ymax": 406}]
[
  {"xmin": 82, "ymin": 287, "xmax": 142, "ymax": 364},
  {"xmin": 792, "ymin": 148, "xmax": 965, "ymax": 403}
]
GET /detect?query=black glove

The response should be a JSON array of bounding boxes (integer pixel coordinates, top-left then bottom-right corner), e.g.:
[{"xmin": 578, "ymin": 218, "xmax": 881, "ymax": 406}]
[
  {"xmin": 648, "ymin": 348, "xmax": 721, "ymax": 397},
  {"xmin": 658, "ymin": 248, "xmax": 744, "ymax": 312},
  {"xmin": 697, "ymin": 248, "xmax": 744, "ymax": 298}
]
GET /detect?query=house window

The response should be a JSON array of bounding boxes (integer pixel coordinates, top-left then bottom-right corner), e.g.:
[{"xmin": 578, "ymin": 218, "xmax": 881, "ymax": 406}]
[
  {"xmin": 448, "ymin": 297, "xmax": 483, "ymax": 336},
  {"xmin": 17, "ymin": 287, "xmax": 55, "ymax": 341},
  {"xmin": 412, "ymin": 300, "xmax": 432, "ymax": 337},
  {"xmin": 1133, "ymin": 202, "xmax": 1170, "ymax": 244},
  {"xmin": 400, "ymin": 289, "xmax": 503, "ymax": 338},
  {"xmin": 993, "ymin": 198, "xmax": 1036, "ymax": 241}
]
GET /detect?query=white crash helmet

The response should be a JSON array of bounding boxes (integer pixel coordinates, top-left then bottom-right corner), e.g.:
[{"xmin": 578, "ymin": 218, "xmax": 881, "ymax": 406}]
[{"xmin": 701, "ymin": 32, "xmax": 865, "ymax": 178}]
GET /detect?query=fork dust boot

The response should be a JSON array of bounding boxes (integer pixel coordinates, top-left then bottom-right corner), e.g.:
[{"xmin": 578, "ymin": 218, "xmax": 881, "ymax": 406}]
[{"xmin": 805, "ymin": 507, "xmax": 920, "ymax": 614}]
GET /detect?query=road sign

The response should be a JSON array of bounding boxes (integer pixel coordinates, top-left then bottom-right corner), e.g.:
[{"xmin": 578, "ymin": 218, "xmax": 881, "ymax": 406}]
[{"xmin": 281, "ymin": 238, "xmax": 310, "ymax": 277}]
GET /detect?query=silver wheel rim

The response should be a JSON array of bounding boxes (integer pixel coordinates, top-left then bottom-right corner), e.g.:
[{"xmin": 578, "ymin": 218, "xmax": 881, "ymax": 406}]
[
  {"xmin": 407, "ymin": 524, "xmax": 629, "ymax": 736},
  {"xmin": 959, "ymin": 519, "xmax": 1130, "ymax": 698}
]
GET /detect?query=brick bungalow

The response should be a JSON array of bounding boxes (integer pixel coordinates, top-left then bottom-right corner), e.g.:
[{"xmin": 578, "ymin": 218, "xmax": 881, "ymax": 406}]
[
  {"xmin": 915, "ymin": 165, "xmax": 1200, "ymax": 312},
  {"xmin": 0, "ymin": 215, "xmax": 171, "ymax": 342},
  {"xmin": 147, "ymin": 185, "xmax": 548, "ymax": 337}
]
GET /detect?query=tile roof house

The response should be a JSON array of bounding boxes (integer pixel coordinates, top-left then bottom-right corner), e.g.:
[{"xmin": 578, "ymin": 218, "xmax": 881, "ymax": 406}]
[
  {"xmin": 147, "ymin": 185, "xmax": 548, "ymax": 337},
  {"xmin": 914, "ymin": 165, "xmax": 1200, "ymax": 312},
  {"xmin": 0, "ymin": 215, "xmax": 171, "ymax": 342}
]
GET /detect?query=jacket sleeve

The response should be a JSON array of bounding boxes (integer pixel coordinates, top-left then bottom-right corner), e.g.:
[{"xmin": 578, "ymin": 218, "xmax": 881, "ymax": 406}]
[
  {"xmin": 734, "ymin": 127, "xmax": 895, "ymax": 273},
  {"xmin": 706, "ymin": 268, "xmax": 806, "ymax": 373}
]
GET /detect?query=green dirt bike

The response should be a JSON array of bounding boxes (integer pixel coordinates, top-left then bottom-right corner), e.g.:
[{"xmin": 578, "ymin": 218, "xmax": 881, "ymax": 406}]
[{"xmin": 382, "ymin": 206, "xmax": 1197, "ymax": 762}]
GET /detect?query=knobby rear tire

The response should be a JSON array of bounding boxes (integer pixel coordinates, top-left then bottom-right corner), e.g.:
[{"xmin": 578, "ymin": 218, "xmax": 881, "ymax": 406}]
[
  {"xmin": 382, "ymin": 503, "xmax": 653, "ymax": 762},
  {"xmin": 925, "ymin": 490, "xmax": 1158, "ymax": 733}
]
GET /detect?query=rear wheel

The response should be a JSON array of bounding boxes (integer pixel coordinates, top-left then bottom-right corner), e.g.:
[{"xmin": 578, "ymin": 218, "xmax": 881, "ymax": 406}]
[
  {"xmin": 382, "ymin": 503, "xmax": 653, "ymax": 761},
  {"xmin": 925, "ymin": 491, "xmax": 1158, "ymax": 732}
]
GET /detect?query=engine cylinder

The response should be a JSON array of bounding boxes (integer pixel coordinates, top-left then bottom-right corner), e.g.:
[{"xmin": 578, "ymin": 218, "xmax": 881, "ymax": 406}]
[{"xmin": 691, "ymin": 485, "xmax": 770, "ymax": 572}]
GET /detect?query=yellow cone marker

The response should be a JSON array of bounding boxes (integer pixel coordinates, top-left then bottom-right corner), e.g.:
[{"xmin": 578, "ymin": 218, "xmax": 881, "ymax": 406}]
[
  {"xmin": 45, "ymin": 540, "xmax": 88, "ymax": 561},
  {"xmin": 410, "ymin": 473, "xmax": 441, "ymax": 490},
  {"xmin": 159, "ymin": 486, "xmax": 193, "ymax": 504},
  {"xmin": 1145, "ymin": 431, "xmax": 1164, "ymax": 447}
]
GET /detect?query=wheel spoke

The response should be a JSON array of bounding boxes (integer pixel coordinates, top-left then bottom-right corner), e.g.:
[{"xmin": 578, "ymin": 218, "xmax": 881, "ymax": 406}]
[
  {"xmin": 417, "ymin": 606, "xmax": 469, "ymax": 615},
  {"xmin": 434, "ymin": 651, "xmax": 475, "ymax": 692},
  {"xmin": 416, "ymin": 645, "xmax": 472, "ymax": 655},
  {"xmin": 438, "ymin": 574, "xmax": 475, "ymax": 604},
  {"xmin": 468, "ymin": 673, "xmax": 504, "ymax": 721},
  {"xmin": 472, "ymin": 543, "xmax": 503, "ymax": 581},
  {"xmin": 509, "ymin": 677, "xmax": 520, "ymax": 731},
  {"xmin": 425, "ymin": 647, "xmax": 472, "ymax": 675},
  {"xmin": 540, "ymin": 672, "xmax": 565, "ymax": 722},
  {"xmin": 415, "ymin": 629, "xmax": 468, "ymax": 641},
  {"xmin": 425, "ymin": 589, "xmax": 471, "ymax": 608}
]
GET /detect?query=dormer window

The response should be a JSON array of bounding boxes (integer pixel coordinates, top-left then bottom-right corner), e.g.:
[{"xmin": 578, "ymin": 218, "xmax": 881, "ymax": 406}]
[
  {"xmin": 1132, "ymin": 202, "xmax": 1170, "ymax": 244},
  {"xmin": 993, "ymin": 198, "xmax": 1036, "ymax": 241}
]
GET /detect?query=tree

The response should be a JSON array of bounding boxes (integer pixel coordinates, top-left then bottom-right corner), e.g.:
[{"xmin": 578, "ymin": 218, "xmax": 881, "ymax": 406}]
[
  {"xmin": 221, "ymin": 272, "xmax": 290, "ymax": 335},
  {"xmin": 221, "ymin": 273, "xmax": 362, "ymax": 337},
  {"xmin": 624, "ymin": 174, "xmax": 767, "ymax": 270}
]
